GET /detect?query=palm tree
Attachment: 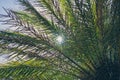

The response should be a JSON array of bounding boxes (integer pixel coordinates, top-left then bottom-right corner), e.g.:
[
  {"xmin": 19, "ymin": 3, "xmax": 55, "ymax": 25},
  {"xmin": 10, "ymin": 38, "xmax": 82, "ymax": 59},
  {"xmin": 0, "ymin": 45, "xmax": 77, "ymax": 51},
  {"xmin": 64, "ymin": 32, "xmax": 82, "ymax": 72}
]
[{"xmin": 0, "ymin": 0, "xmax": 120, "ymax": 80}]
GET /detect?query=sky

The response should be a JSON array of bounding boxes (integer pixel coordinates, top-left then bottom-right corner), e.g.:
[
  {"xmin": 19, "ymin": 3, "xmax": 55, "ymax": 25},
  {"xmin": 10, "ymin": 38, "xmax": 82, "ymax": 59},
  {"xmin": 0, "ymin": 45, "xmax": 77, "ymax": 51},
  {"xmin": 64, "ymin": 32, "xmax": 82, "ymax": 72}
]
[
  {"xmin": 0, "ymin": 0, "xmax": 20, "ymax": 63},
  {"xmin": 0, "ymin": 0, "xmax": 20, "ymax": 30}
]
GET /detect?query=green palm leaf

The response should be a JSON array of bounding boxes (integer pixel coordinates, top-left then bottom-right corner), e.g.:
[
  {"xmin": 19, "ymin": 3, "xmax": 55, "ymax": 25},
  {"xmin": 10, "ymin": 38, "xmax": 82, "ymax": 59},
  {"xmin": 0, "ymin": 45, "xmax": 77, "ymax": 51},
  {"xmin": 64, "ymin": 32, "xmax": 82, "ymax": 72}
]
[{"xmin": 0, "ymin": 0, "xmax": 120, "ymax": 80}]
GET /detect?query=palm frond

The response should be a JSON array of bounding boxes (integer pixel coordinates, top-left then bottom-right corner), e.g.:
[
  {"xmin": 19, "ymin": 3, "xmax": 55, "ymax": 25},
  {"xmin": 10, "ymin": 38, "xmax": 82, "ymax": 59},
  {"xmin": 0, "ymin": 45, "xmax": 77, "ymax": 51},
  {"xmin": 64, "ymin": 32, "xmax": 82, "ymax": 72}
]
[{"xmin": 0, "ymin": 0, "xmax": 120, "ymax": 80}]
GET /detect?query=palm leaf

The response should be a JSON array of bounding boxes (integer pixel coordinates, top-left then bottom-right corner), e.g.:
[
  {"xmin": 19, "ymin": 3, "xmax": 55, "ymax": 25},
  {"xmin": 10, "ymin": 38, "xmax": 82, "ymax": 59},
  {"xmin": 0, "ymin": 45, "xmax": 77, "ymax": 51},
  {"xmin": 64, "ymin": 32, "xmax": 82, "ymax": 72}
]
[{"xmin": 0, "ymin": 0, "xmax": 120, "ymax": 80}]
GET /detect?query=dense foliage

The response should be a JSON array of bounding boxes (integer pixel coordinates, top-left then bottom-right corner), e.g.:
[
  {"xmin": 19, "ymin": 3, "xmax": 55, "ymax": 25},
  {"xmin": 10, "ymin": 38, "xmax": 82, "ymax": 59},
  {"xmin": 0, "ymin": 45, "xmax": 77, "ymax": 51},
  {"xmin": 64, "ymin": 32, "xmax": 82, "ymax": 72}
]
[{"xmin": 0, "ymin": 0, "xmax": 120, "ymax": 80}]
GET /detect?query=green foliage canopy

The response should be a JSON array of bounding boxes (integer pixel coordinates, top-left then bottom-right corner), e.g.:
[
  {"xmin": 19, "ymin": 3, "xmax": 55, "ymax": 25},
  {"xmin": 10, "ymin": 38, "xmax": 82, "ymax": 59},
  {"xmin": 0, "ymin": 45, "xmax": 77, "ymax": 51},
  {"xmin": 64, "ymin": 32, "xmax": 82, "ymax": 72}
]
[{"xmin": 0, "ymin": 0, "xmax": 120, "ymax": 80}]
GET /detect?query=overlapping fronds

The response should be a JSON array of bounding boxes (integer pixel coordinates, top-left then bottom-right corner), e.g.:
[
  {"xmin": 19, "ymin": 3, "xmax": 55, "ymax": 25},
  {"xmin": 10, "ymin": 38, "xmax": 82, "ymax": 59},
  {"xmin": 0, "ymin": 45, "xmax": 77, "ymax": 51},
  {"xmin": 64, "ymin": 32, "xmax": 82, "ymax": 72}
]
[{"xmin": 0, "ymin": 0, "xmax": 120, "ymax": 80}]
